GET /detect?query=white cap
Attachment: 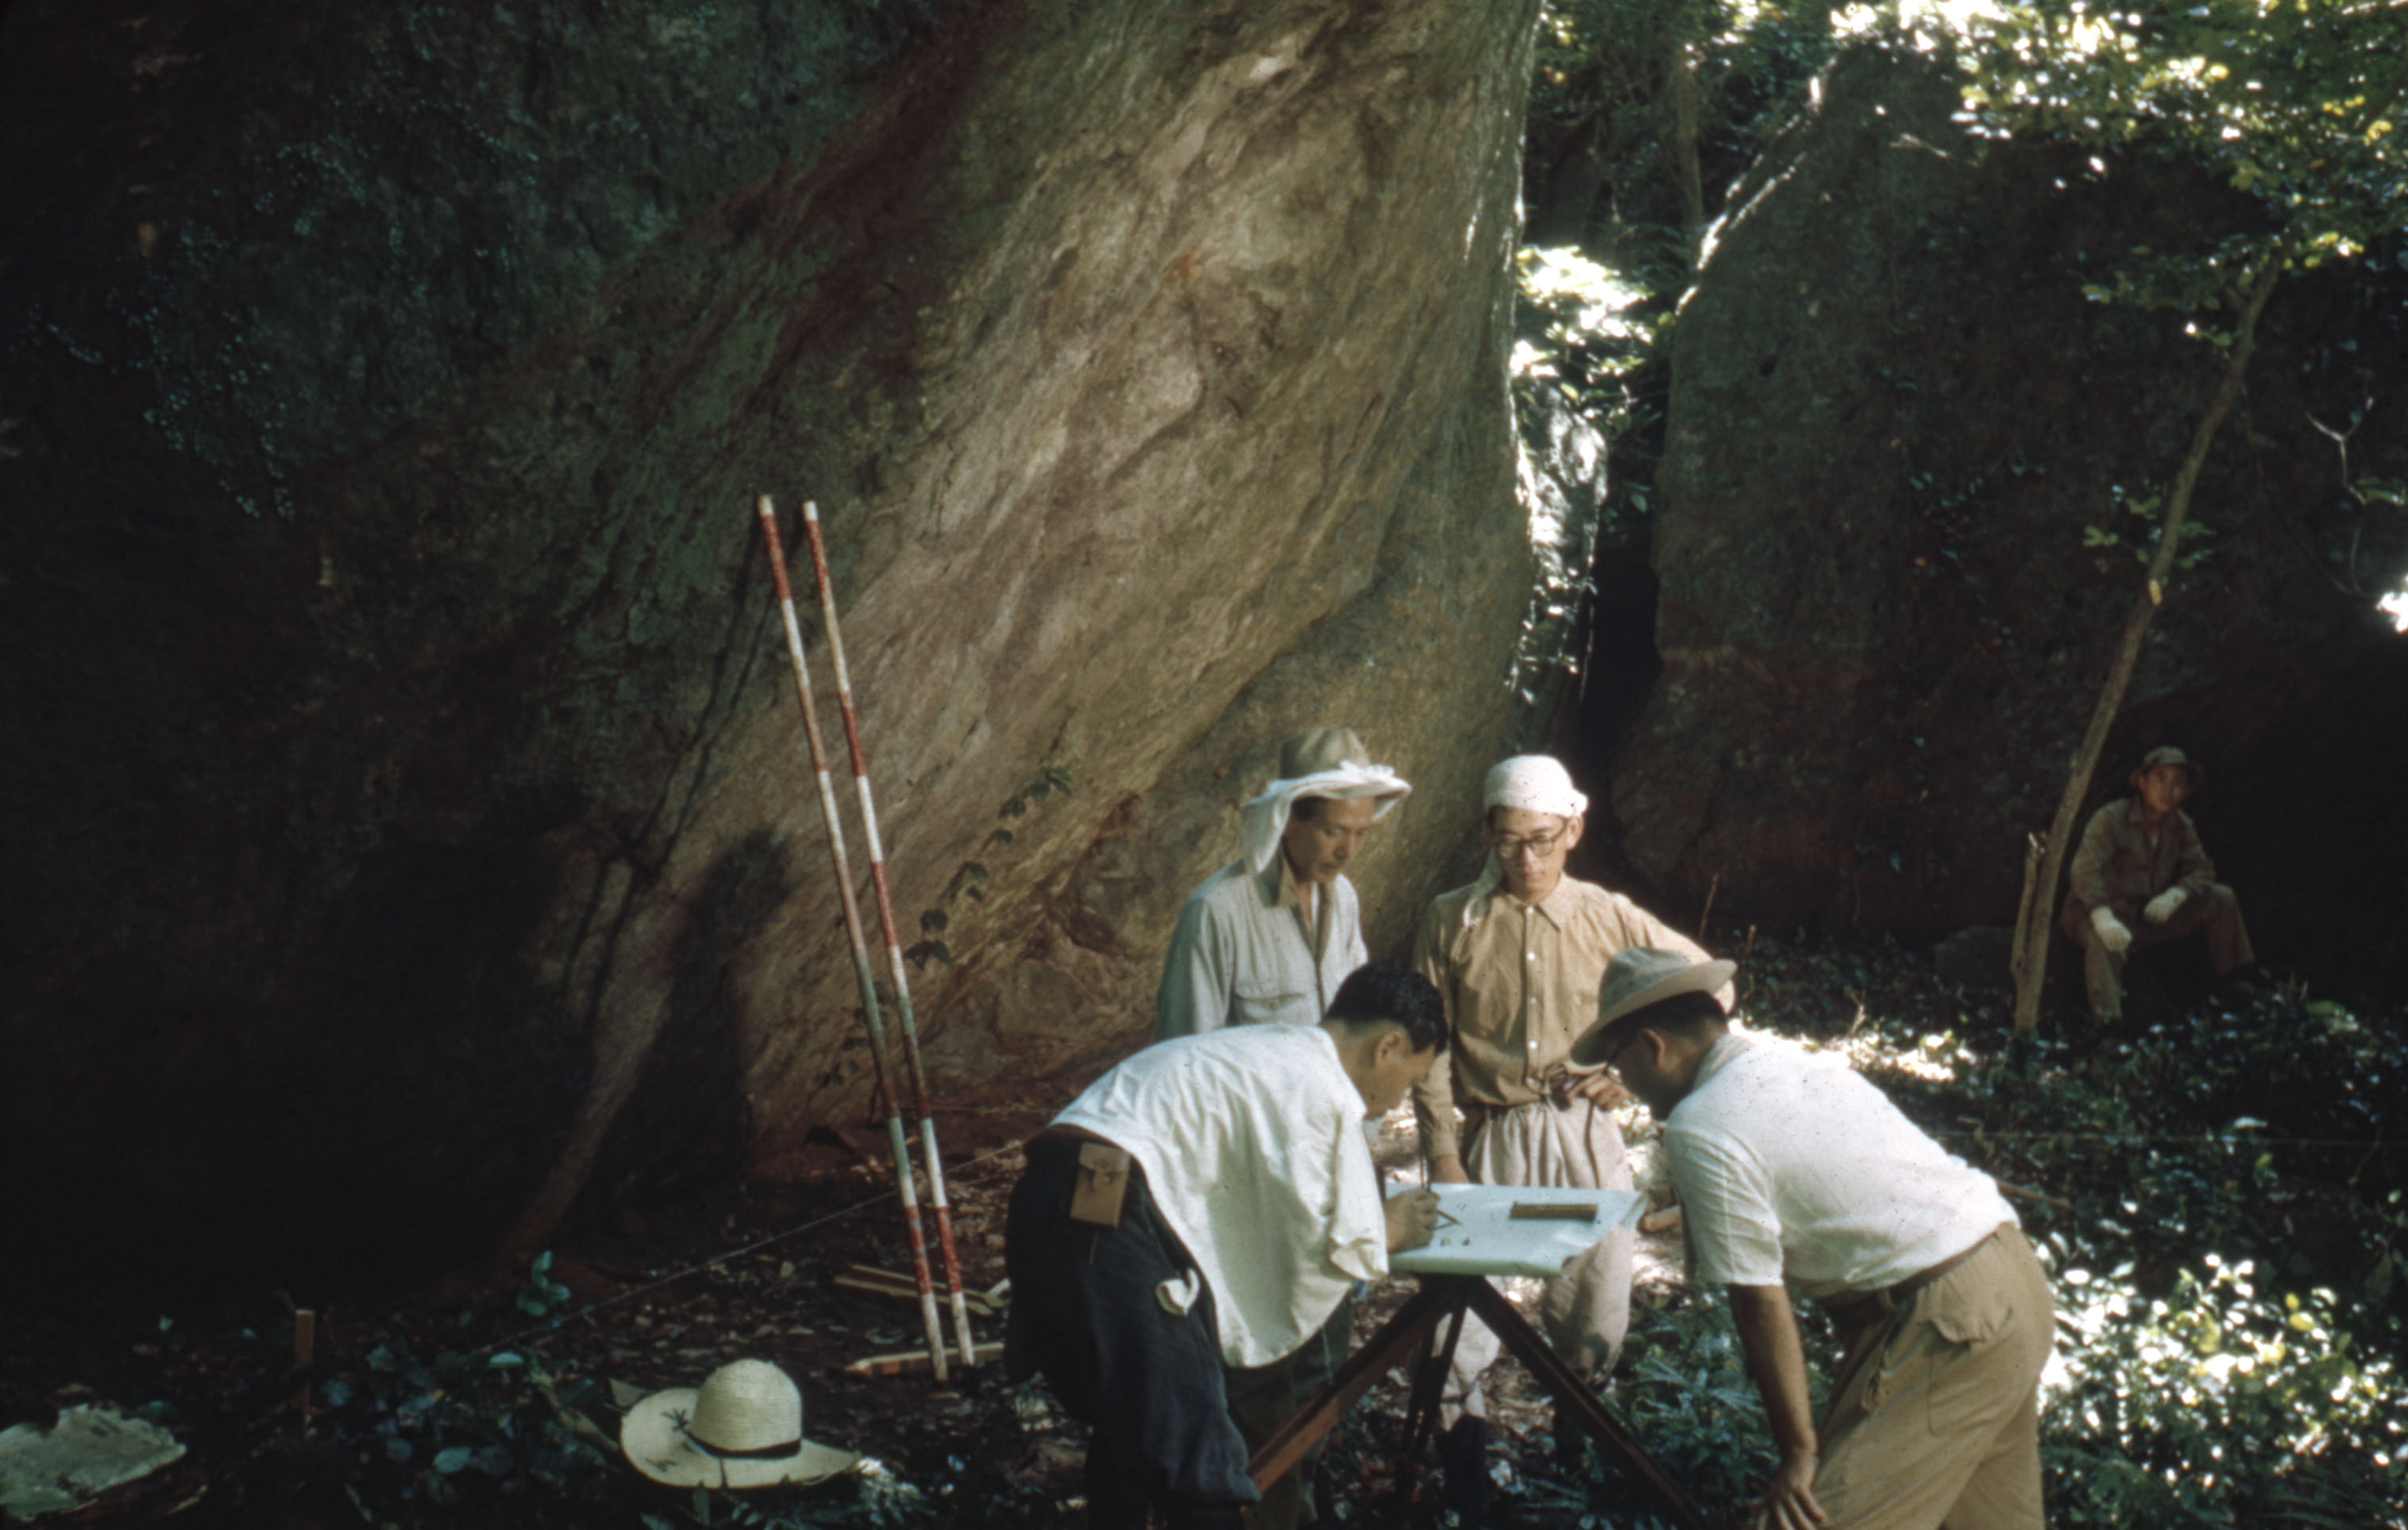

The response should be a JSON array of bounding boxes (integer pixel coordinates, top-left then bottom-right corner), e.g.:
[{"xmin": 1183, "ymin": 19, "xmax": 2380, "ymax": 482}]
[{"xmin": 1484, "ymin": 755, "xmax": 1588, "ymax": 819}]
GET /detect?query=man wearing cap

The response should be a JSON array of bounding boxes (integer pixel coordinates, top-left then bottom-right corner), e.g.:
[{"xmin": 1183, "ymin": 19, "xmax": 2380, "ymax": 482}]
[
  {"xmin": 1408, "ymin": 754, "xmax": 1727, "ymax": 1497},
  {"xmin": 1005, "ymin": 962, "xmax": 1448, "ymax": 1530},
  {"xmin": 2059, "ymin": 746, "xmax": 2255, "ymax": 1023},
  {"xmin": 1580, "ymin": 947, "xmax": 2054, "ymax": 1530},
  {"xmin": 1155, "ymin": 726, "xmax": 1411, "ymax": 1041}
]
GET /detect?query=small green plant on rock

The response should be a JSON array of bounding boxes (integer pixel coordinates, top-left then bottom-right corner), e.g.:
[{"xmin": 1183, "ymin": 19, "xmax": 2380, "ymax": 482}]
[{"xmin": 905, "ymin": 753, "xmax": 1073, "ymax": 971}]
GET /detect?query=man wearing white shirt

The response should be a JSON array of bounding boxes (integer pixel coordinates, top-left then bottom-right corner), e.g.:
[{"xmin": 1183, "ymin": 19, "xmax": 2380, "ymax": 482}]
[
  {"xmin": 1576, "ymin": 949, "xmax": 2054, "ymax": 1530},
  {"xmin": 1154, "ymin": 726, "xmax": 1411, "ymax": 1040},
  {"xmin": 1006, "ymin": 962, "xmax": 1445, "ymax": 1530}
]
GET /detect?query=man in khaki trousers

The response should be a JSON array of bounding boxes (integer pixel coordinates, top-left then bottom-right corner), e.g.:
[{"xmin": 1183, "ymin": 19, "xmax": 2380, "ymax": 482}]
[
  {"xmin": 1410, "ymin": 755, "xmax": 1727, "ymax": 1510},
  {"xmin": 2059, "ymin": 746, "xmax": 2255, "ymax": 1022},
  {"xmin": 1583, "ymin": 949, "xmax": 2053, "ymax": 1530}
]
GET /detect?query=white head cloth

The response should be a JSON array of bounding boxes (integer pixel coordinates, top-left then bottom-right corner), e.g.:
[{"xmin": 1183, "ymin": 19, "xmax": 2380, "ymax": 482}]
[
  {"xmin": 1465, "ymin": 755, "xmax": 1589, "ymax": 919},
  {"xmin": 1237, "ymin": 728, "xmax": 1411, "ymax": 875}
]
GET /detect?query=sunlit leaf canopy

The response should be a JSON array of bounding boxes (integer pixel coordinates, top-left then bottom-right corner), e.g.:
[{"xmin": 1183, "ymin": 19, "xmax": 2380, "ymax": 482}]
[{"xmin": 1891, "ymin": 0, "xmax": 2406, "ymax": 268}]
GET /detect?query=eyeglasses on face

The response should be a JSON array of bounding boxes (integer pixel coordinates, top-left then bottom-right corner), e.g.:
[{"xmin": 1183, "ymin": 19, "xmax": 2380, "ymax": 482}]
[{"xmin": 1486, "ymin": 827, "xmax": 1565, "ymax": 858}]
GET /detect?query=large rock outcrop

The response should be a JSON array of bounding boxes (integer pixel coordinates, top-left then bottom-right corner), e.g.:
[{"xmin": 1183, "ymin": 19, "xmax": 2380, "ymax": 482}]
[
  {"xmin": 0, "ymin": 0, "xmax": 1559, "ymax": 1277},
  {"xmin": 1607, "ymin": 48, "xmax": 2408, "ymax": 994}
]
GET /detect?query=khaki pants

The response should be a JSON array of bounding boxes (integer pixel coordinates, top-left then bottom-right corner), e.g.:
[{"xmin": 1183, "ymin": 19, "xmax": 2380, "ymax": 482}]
[
  {"xmin": 1812, "ymin": 1227, "xmax": 2054, "ymax": 1530},
  {"xmin": 1435, "ymin": 1096, "xmax": 1634, "ymax": 1425},
  {"xmin": 2063, "ymin": 883, "xmax": 2254, "ymax": 1022}
]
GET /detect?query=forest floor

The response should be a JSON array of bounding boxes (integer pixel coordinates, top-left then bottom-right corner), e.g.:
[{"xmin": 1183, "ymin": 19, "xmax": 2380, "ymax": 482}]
[{"xmin": 5, "ymin": 931, "xmax": 2402, "ymax": 1528}]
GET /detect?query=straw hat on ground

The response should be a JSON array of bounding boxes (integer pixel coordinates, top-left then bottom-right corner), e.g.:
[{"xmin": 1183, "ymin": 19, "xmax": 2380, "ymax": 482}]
[{"xmin": 620, "ymin": 1359, "xmax": 860, "ymax": 1490}]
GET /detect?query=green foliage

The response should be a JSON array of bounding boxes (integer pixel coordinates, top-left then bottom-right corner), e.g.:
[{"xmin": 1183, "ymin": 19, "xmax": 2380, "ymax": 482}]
[
  {"xmin": 1513, "ymin": 245, "xmax": 1661, "ymax": 434},
  {"xmin": 906, "ymin": 753, "xmax": 1067, "ymax": 969},
  {"xmin": 1546, "ymin": 944, "xmax": 2408, "ymax": 1528},
  {"xmin": 638, "ymin": 1460, "xmax": 928, "ymax": 1528},
  {"xmin": 1948, "ymin": 0, "xmax": 2406, "ymax": 284},
  {"xmin": 515, "ymin": 1248, "xmax": 575, "ymax": 1319},
  {"xmin": 1596, "ymin": 1289, "xmax": 1807, "ymax": 1520},
  {"xmin": 2046, "ymin": 1258, "xmax": 2404, "ymax": 1525},
  {"xmin": 2082, "ymin": 487, "xmax": 2217, "ymax": 568},
  {"xmin": 340, "ymin": 1337, "xmax": 616, "ymax": 1512}
]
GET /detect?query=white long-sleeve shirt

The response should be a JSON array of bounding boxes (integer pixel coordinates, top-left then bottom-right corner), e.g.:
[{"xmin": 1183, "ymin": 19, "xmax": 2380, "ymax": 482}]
[
  {"xmin": 1053, "ymin": 1024, "xmax": 1388, "ymax": 1367},
  {"xmin": 1154, "ymin": 857, "xmax": 1366, "ymax": 1039}
]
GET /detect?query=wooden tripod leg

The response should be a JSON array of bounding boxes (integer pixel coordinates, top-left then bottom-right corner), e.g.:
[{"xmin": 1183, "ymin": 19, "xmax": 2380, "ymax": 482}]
[
  {"xmin": 1247, "ymin": 1280, "xmax": 1458, "ymax": 1493},
  {"xmin": 1467, "ymin": 1281, "xmax": 1721, "ymax": 1530},
  {"xmin": 1399, "ymin": 1288, "xmax": 1473, "ymax": 1461}
]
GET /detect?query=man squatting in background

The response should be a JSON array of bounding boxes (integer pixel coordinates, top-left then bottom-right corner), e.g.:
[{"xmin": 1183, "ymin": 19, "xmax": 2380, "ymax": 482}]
[
  {"xmin": 1579, "ymin": 948, "xmax": 2054, "ymax": 1530},
  {"xmin": 1410, "ymin": 754, "xmax": 1727, "ymax": 1512},
  {"xmin": 1155, "ymin": 726, "xmax": 1410, "ymax": 1039},
  {"xmin": 2059, "ymin": 745, "xmax": 2255, "ymax": 1023},
  {"xmin": 1002, "ymin": 962, "xmax": 1448, "ymax": 1529}
]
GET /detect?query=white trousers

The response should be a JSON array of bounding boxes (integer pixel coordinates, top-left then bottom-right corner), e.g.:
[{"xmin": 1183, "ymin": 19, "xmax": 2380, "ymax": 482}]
[{"xmin": 1437, "ymin": 1095, "xmax": 1634, "ymax": 1424}]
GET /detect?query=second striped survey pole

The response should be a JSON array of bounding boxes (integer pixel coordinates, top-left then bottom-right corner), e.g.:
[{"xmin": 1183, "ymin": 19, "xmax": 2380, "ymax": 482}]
[
  {"xmin": 800, "ymin": 499, "xmax": 977, "ymax": 1369},
  {"xmin": 755, "ymin": 495, "xmax": 950, "ymax": 1381}
]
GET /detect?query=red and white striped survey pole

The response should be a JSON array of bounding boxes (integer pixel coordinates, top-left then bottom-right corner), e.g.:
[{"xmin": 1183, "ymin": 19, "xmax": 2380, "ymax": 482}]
[
  {"xmin": 800, "ymin": 499, "xmax": 978, "ymax": 1370},
  {"xmin": 754, "ymin": 495, "xmax": 950, "ymax": 1381}
]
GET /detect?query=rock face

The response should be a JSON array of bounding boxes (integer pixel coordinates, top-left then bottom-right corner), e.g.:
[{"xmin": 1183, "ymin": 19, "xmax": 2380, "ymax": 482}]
[
  {"xmin": 1608, "ymin": 48, "xmax": 2408, "ymax": 994},
  {"xmin": 0, "ymin": 0, "xmax": 1559, "ymax": 1276}
]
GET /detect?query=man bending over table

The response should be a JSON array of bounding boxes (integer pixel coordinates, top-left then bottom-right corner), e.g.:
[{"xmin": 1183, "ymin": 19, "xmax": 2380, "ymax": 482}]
[
  {"xmin": 1577, "ymin": 948, "xmax": 2054, "ymax": 1530},
  {"xmin": 1005, "ymin": 962, "xmax": 1447, "ymax": 1529}
]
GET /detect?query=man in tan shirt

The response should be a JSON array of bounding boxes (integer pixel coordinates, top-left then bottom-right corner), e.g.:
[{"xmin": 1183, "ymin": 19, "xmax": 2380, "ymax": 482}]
[
  {"xmin": 1410, "ymin": 756, "xmax": 1727, "ymax": 1501},
  {"xmin": 2059, "ymin": 746, "xmax": 2254, "ymax": 1023}
]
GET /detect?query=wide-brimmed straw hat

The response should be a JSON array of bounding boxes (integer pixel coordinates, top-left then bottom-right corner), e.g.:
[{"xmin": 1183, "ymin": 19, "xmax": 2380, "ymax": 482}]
[
  {"xmin": 1566, "ymin": 947, "xmax": 1738, "ymax": 1073},
  {"xmin": 1237, "ymin": 726, "xmax": 1411, "ymax": 873},
  {"xmin": 2130, "ymin": 746, "xmax": 2204, "ymax": 789},
  {"xmin": 619, "ymin": 1359, "xmax": 860, "ymax": 1490}
]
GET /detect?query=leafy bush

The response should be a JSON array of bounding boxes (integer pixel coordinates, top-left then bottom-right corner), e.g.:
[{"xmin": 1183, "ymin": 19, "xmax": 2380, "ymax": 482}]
[
  {"xmin": 1596, "ymin": 1289, "xmax": 1796, "ymax": 1523},
  {"xmin": 1544, "ymin": 938, "xmax": 2408, "ymax": 1528},
  {"xmin": 2045, "ymin": 1257, "xmax": 2406, "ymax": 1526}
]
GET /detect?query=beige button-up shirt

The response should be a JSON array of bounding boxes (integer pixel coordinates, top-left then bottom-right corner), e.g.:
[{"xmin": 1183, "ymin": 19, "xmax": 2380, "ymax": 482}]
[
  {"xmin": 1410, "ymin": 876, "xmax": 1719, "ymax": 1162},
  {"xmin": 2065, "ymin": 798, "xmax": 2217, "ymax": 922},
  {"xmin": 1155, "ymin": 857, "xmax": 1365, "ymax": 1040}
]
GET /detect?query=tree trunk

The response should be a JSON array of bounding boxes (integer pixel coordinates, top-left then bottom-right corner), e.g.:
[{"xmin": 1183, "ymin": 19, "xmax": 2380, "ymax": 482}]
[
  {"xmin": 1670, "ymin": 37, "xmax": 1706, "ymax": 249},
  {"xmin": 2008, "ymin": 245, "xmax": 2291, "ymax": 1031}
]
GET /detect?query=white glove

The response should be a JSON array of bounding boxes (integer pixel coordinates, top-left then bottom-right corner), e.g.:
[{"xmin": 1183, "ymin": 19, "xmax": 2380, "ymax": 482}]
[
  {"xmin": 2144, "ymin": 887, "xmax": 2189, "ymax": 925},
  {"xmin": 2090, "ymin": 905, "xmax": 2133, "ymax": 954}
]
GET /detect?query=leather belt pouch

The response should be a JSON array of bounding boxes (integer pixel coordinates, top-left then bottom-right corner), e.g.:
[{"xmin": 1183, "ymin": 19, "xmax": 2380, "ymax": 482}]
[{"xmin": 1069, "ymin": 1142, "xmax": 1133, "ymax": 1227}]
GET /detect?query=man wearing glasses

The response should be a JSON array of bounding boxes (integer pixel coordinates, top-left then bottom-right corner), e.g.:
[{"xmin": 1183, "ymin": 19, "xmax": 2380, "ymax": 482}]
[{"xmin": 1410, "ymin": 755, "xmax": 1727, "ymax": 1509}]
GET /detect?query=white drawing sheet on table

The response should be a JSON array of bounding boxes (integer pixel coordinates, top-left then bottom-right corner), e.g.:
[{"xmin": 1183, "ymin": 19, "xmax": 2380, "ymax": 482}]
[{"xmin": 1388, "ymin": 1182, "xmax": 1646, "ymax": 1279}]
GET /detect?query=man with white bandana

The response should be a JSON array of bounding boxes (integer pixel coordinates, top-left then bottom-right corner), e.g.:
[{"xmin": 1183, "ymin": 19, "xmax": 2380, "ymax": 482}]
[
  {"xmin": 1151, "ymin": 726, "xmax": 1410, "ymax": 1528},
  {"xmin": 1156, "ymin": 726, "xmax": 1412, "ymax": 1040},
  {"xmin": 1410, "ymin": 754, "xmax": 1727, "ymax": 1505}
]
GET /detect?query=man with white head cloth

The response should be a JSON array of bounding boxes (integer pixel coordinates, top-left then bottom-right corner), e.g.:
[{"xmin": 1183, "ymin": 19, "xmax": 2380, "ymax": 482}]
[
  {"xmin": 1410, "ymin": 754, "xmax": 1730, "ymax": 1505},
  {"xmin": 1156, "ymin": 726, "xmax": 1411, "ymax": 1041},
  {"xmin": 1152, "ymin": 726, "xmax": 1410, "ymax": 1529}
]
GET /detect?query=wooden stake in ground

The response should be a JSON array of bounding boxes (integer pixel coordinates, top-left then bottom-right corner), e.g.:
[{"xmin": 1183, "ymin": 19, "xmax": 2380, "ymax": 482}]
[
  {"xmin": 2008, "ymin": 245, "xmax": 2289, "ymax": 1033},
  {"xmin": 800, "ymin": 499, "xmax": 978, "ymax": 1370},
  {"xmin": 754, "ymin": 495, "xmax": 950, "ymax": 1381}
]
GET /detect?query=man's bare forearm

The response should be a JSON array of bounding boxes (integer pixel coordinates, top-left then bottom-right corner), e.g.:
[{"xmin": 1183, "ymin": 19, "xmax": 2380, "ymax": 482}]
[
  {"xmin": 1727, "ymin": 1284, "xmax": 1827, "ymax": 1528},
  {"xmin": 1727, "ymin": 1284, "xmax": 1818, "ymax": 1459}
]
